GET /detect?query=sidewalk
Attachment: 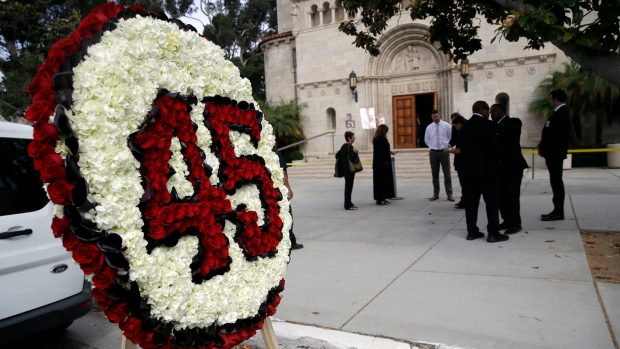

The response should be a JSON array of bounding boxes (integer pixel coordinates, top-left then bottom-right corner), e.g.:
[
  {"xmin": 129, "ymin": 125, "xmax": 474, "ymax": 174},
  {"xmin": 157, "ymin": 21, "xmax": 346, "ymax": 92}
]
[{"xmin": 254, "ymin": 168, "xmax": 620, "ymax": 349}]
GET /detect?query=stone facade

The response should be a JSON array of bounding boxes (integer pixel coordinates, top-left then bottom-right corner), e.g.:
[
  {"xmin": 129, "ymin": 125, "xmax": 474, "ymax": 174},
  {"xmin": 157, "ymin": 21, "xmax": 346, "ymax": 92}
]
[{"xmin": 261, "ymin": 0, "xmax": 571, "ymax": 155}]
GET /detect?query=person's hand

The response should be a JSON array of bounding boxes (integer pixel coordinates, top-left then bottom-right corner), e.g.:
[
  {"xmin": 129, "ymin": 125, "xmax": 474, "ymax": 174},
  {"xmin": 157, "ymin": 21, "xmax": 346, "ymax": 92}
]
[
  {"xmin": 536, "ymin": 143, "xmax": 543, "ymax": 157},
  {"xmin": 354, "ymin": 149, "xmax": 359, "ymax": 153},
  {"xmin": 287, "ymin": 188, "xmax": 293, "ymax": 201}
]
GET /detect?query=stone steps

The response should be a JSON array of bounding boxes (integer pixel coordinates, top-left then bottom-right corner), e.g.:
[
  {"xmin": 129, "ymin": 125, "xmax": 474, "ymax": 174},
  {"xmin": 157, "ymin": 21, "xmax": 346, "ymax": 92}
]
[{"xmin": 287, "ymin": 149, "xmax": 458, "ymax": 179}]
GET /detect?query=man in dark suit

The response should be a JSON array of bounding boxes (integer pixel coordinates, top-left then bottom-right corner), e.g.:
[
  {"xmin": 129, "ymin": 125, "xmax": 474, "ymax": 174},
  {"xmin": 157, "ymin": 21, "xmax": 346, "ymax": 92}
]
[
  {"xmin": 537, "ymin": 90, "xmax": 571, "ymax": 221},
  {"xmin": 457, "ymin": 101, "xmax": 508, "ymax": 243},
  {"xmin": 490, "ymin": 104, "xmax": 528, "ymax": 234},
  {"xmin": 447, "ymin": 113, "xmax": 466, "ymax": 209}
]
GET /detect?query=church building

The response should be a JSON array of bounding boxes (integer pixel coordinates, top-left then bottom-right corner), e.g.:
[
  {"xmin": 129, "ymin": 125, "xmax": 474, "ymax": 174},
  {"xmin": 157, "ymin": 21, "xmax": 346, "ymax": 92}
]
[{"xmin": 260, "ymin": 0, "xmax": 570, "ymax": 156}]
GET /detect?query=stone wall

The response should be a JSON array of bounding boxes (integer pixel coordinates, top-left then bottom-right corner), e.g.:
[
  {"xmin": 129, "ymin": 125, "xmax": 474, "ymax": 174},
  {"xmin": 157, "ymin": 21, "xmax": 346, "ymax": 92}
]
[{"xmin": 264, "ymin": 0, "xmax": 574, "ymax": 155}]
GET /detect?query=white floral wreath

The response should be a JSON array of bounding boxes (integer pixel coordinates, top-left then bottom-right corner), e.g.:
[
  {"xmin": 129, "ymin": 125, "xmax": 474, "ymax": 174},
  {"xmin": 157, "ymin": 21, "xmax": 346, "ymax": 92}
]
[{"xmin": 27, "ymin": 4, "xmax": 291, "ymax": 348}]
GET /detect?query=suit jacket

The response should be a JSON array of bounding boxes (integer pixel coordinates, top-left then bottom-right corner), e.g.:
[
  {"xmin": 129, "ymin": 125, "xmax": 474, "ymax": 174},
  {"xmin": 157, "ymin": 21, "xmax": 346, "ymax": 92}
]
[
  {"xmin": 457, "ymin": 114, "xmax": 500, "ymax": 179},
  {"xmin": 449, "ymin": 124, "xmax": 462, "ymax": 171},
  {"xmin": 540, "ymin": 105, "xmax": 570, "ymax": 160},
  {"xmin": 496, "ymin": 116, "xmax": 528, "ymax": 173}
]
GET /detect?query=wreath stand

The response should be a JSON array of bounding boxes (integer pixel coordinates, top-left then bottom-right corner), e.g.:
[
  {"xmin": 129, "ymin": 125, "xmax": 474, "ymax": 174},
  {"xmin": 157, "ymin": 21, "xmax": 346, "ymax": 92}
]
[{"xmin": 120, "ymin": 317, "xmax": 280, "ymax": 349}]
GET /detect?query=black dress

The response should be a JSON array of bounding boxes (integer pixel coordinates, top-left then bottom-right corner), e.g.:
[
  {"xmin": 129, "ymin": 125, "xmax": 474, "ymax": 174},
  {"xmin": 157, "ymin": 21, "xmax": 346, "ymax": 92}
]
[{"xmin": 372, "ymin": 136, "xmax": 395, "ymax": 202}]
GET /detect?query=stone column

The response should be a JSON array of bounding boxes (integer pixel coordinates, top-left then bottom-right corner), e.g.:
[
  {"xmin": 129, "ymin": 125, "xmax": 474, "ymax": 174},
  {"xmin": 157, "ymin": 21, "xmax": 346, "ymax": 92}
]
[
  {"xmin": 318, "ymin": 9, "xmax": 325, "ymax": 25},
  {"xmin": 306, "ymin": 11, "xmax": 313, "ymax": 27}
]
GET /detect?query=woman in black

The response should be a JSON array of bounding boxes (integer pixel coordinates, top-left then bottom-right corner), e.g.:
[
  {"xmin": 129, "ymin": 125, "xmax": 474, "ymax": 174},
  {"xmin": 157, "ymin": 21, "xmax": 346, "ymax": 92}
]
[
  {"xmin": 337, "ymin": 131, "xmax": 360, "ymax": 210},
  {"xmin": 373, "ymin": 124, "xmax": 397, "ymax": 205}
]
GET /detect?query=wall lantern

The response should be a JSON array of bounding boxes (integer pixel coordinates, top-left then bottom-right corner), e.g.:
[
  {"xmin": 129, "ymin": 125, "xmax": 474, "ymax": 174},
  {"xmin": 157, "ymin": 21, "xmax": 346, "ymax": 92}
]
[
  {"xmin": 349, "ymin": 70, "xmax": 358, "ymax": 102},
  {"xmin": 460, "ymin": 59, "xmax": 469, "ymax": 93}
]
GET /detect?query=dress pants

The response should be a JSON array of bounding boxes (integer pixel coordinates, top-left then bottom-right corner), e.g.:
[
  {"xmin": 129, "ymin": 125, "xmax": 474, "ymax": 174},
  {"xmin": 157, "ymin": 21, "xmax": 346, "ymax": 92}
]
[
  {"xmin": 498, "ymin": 168, "xmax": 524, "ymax": 227},
  {"xmin": 344, "ymin": 172, "xmax": 355, "ymax": 209},
  {"xmin": 545, "ymin": 157, "xmax": 565, "ymax": 215},
  {"xmin": 429, "ymin": 150, "xmax": 452, "ymax": 196},
  {"xmin": 462, "ymin": 177, "xmax": 500, "ymax": 233}
]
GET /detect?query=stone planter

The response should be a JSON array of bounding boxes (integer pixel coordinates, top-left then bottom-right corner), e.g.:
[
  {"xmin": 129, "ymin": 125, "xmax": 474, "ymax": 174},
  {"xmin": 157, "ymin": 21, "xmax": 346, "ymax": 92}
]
[
  {"xmin": 608, "ymin": 143, "xmax": 620, "ymax": 168},
  {"xmin": 563, "ymin": 154, "xmax": 572, "ymax": 170}
]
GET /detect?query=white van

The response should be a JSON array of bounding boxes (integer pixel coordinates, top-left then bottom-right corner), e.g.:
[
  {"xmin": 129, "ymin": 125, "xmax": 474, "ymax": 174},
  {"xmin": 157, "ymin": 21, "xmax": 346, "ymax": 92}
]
[{"xmin": 0, "ymin": 122, "xmax": 91, "ymax": 345}]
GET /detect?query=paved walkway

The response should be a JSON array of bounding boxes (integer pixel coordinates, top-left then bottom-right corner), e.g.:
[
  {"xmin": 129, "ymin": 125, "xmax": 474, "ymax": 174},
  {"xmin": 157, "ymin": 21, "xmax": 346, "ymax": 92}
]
[{"xmin": 242, "ymin": 168, "xmax": 620, "ymax": 349}]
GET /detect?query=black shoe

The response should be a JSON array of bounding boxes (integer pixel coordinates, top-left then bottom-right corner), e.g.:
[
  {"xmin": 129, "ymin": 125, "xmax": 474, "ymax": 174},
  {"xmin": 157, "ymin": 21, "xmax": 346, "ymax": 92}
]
[
  {"xmin": 454, "ymin": 202, "xmax": 465, "ymax": 209},
  {"xmin": 540, "ymin": 211, "xmax": 555, "ymax": 218},
  {"xmin": 504, "ymin": 226, "xmax": 522, "ymax": 235},
  {"xmin": 466, "ymin": 232, "xmax": 485, "ymax": 240},
  {"xmin": 291, "ymin": 243, "xmax": 304, "ymax": 250},
  {"xmin": 541, "ymin": 213, "xmax": 564, "ymax": 221},
  {"xmin": 487, "ymin": 233, "xmax": 509, "ymax": 243},
  {"xmin": 498, "ymin": 222, "xmax": 509, "ymax": 230}
]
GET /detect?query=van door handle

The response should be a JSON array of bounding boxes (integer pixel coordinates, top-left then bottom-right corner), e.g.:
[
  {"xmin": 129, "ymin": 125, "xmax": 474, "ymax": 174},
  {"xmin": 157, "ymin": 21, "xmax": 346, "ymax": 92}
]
[{"xmin": 0, "ymin": 229, "xmax": 33, "ymax": 239}]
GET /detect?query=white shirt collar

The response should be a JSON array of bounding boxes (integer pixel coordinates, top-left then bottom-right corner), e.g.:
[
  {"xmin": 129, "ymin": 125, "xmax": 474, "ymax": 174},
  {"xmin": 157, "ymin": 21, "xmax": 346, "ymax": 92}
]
[
  {"xmin": 497, "ymin": 115, "xmax": 507, "ymax": 124},
  {"xmin": 554, "ymin": 103, "xmax": 566, "ymax": 112}
]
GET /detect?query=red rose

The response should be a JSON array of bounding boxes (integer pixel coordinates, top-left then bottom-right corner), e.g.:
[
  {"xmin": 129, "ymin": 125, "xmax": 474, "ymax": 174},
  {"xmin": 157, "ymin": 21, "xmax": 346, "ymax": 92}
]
[
  {"xmin": 120, "ymin": 316, "xmax": 146, "ymax": 343},
  {"xmin": 39, "ymin": 164, "xmax": 68, "ymax": 183},
  {"xmin": 157, "ymin": 207, "xmax": 176, "ymax": 225},
  {"xmin": 80, "ymin": 253, "xmax": 105, "ymax": 275},
  {"xmin": 51, "ymin": 216, "xmax": 71, "ymax": 238},
  {"xmin": 148, "ymin": 221, "xmax": 166, "ymax": 240},
  {"xmin": 143, "ymin": 202, "xmax": 160, "ymax": 219},
  {"xmin": 26, "ymin": 70, "xmax": 53, "ymax": 97},
  {"xmin": 91, "ymin": 287, "xmax": 114, "ymax": 310},
  {"xmin": 25, "ymin": 100, "xmax": 55, "ymax": 123},
  {"xmin": 129, "ymin": 5, "xmax": 145, "ymax": 12},
  {"xmin": 73, "ymin": 243, "xmax": 101, "ymax": 264},
  {"xmin": 135, "ymin": 133, "xmax": 157, "ymax": 149},
  {"xmin": 34, "ymin": 152, "xmax": 64, "ymax": 170},
  {"xmin": 154, "ymin": 189, "xmax": 170, "ymax": 204},
  {"xmin": 99, "ymin": 2, "xmax": 125, "ymax": 18},
  {"xmin": 92, "ymin": 266, "xmax": 118, "ymax": 289},
  {"xmin": 77, "ymin": 8, "xmax": 110, "ymax": 38},
  {"xmin": 47, "ymin": 180, "xmax": 73, "ymax": 205},
  {"xmin": 33, "ymin": 121, "xmax": 60, "ymax": 142},
  {"xmin": 155, "ymin": 136, "xmax": 171, "ymax": 149},
  {"xmin": 51, "ymin": 32, "xmax": 82, "ymax": 56},
  {"xmin": 104, "ymin": 301, "xmax": 129, "ymax": 324},
  {"xmin": 173, "ymin": 205, "xmax": 189, "ymax": 220},
  {"xmin": 62, "ymin": 231, "xmax": 79, "ymax": 251},
  {"xmin": 38, "ymin": 45, "xmax": 68, "ymax": 75},
  {"xmin": 28, "ymin": 140, "xmax": 55, "ymax": 159}
]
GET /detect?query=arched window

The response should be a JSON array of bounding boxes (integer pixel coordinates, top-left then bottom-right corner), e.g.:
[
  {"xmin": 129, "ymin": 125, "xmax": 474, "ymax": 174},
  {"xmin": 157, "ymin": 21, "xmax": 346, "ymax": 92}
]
[
  {"xmin": 322, "ymin": 2, "xmax": 332, "ymax": 24},
  {"xmin": 311, "ymin": 5, "xmax": 319, "ymax": 27},
  {"xmin": 496, "ymin": 93, "xmax": 510, "ymax": 116},
  {"xmin": 327, "ymin": 108, "xmax": 336, "ymax": 130},
  {"xmin": 335, "ymin": 0, "xmax": 345, "ymax": 22}
]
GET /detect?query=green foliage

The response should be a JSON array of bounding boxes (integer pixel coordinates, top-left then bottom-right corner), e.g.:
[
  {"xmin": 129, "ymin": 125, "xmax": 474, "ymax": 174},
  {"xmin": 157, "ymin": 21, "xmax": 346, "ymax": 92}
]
[
  {"xmin": 0, "ymin": 0, "xmax": 195, "ymax": 120},
  {"xmin": 202, "ymin": 0, "xmax": 277, "ymax": 101},
  {"xmin": 571, "ymin": 145, "xmax": 608, "ymax": 168},
  {"xmin": 259, "ymin": 100, "xmax": 307, "ymax": 148},
  {"xmin": 289, "ymin": 150, "xmax": 304, "ymax": 161},
  {"xmin": 338, "ymin": 0, "xmax": 620, "ymax": 65},
  {"xmin": 529, "ymin": 61, "xmax": 620, "ymax": 144}
]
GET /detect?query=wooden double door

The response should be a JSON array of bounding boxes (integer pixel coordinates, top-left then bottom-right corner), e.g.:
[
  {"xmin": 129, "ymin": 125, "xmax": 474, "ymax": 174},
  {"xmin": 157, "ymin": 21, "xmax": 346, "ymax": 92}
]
[{"xmin": 392, "ymin": 92, "xmax": 437, "ymax": 149}]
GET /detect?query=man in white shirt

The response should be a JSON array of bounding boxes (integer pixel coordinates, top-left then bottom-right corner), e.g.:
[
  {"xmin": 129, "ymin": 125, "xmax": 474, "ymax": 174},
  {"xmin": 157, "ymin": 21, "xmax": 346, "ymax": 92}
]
[{"xmin": 424, "ymin": 110, "xmax": 453, "ymax": 201}]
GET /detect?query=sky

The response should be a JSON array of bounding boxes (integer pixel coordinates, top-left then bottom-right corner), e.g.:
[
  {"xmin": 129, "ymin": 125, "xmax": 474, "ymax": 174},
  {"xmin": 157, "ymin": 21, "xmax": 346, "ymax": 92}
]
[{"xmin": 179, "ymin": 0, "xmax": 210, "ymax": 34}]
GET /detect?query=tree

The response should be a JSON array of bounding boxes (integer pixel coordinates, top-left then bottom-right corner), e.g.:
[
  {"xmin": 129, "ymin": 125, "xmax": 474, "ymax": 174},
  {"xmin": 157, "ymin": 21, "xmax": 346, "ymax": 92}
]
[
  {"xmin": 338, "ymin": 0, "xmax": 620, "ymax": 86},
  {"xmin": 259, "ymin": 100, "xmax": 307, "ymax": 157},
  {"xmin": 0, "ymin": 0, "xmax": 195, "ymax": 120},
  {"xmin": 202, "ymin": 0, "xmax": 277, "ymax": 101},
  {"xmin": 529, "ymin": 61, "xmax": 620, "ymax": 144}
]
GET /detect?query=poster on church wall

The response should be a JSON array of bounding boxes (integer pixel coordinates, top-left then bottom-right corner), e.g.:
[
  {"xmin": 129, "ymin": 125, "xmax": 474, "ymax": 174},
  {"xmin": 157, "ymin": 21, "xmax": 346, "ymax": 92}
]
[{"xmin": 360, "ymin": 108, "xmax": 376, "ymax": 129}]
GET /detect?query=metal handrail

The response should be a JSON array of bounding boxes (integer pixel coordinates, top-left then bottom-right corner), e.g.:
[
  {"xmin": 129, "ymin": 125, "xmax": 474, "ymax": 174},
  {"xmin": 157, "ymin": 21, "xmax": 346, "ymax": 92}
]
[{"xmin": 278, "ymin": 131, "xmax": 336, "ymax": 161}]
